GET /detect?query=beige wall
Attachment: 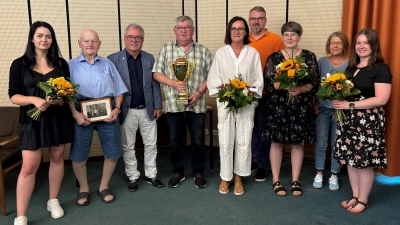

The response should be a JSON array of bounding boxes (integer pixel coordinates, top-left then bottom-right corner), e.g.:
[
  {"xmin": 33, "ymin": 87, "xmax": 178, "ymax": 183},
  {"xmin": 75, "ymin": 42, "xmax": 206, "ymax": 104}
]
[{"xmin": 0, "ymin": 0, "xmax": 343, "ymax": 150}]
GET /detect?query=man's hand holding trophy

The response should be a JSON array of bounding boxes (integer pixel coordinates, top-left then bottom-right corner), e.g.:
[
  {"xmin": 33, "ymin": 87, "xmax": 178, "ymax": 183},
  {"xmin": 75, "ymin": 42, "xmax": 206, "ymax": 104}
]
[{"xmin": 168, "ymin": 47, "xmax": 195, "ymax": 105}]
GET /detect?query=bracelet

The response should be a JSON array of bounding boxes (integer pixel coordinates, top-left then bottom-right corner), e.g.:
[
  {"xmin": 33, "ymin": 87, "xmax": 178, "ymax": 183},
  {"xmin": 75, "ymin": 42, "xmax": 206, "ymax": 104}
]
[
  {"xmin": 115, "ymin": 106, "xmax": 120, "ymax": 110},
  {"xmin": 196, "ymin": 90, "xmax": 202, "ymax": 95}
]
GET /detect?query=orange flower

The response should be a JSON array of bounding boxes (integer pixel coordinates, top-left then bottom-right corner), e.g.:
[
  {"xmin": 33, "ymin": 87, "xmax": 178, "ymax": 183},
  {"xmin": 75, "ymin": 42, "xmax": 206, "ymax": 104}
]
[
  {"xmin": 335, "ymin": 83, "xmax": 343, "ymax": 90},
  {"xmin": 287, "ymin": 69, "xmax": 295, "ymax": 78},
  {"xmin": 295, "ymin": 63, "xmax": 300, "ymax": 69}
]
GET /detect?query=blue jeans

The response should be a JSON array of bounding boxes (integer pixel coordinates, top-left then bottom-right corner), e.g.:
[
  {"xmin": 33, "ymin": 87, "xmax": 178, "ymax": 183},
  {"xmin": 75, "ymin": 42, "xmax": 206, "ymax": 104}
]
[
  {"xmin": 251, "ymin": 97, "xmax": 271, "ymax": 169},
  {"xmin": 315, "ymin": 106, "xmax": 340, "ymax": 174},
  {"xmin": 166, "ymin": 112, "xmax": 206, "ymax": 176}
]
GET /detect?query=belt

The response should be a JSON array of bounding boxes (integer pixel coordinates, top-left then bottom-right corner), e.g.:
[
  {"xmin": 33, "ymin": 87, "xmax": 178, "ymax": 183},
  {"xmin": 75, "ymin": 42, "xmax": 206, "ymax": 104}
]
[
  {"xmin": 131, "ymin": 105, "xmax": 145, "ymax": 109},
  {"xmin": 78, "ymin": 97, "xmax": 113, "ymax": 101}
]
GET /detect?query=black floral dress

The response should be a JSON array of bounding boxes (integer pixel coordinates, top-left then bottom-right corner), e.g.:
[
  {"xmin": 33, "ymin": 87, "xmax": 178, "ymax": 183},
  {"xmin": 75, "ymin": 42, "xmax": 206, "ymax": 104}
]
[
  {"xmin": 262, "ymin": 49, "xmax": 320, "ymax": 144},
  {"xmin": 334, "ymin": 63, "xmax": 392, "ymax": 169}
]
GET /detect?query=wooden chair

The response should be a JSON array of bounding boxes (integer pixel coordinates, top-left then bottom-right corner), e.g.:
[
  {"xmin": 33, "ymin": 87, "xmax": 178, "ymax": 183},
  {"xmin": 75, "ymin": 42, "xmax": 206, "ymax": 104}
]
[{"xmin": 0, "ymin": 107, "xmax": 21, "ymax": 216}]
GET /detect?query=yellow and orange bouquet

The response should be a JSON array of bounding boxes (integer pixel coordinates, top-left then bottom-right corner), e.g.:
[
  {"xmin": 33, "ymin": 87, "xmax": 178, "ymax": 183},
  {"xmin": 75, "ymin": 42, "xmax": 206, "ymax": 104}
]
[
  {"xmin": 218, "ymin": 74, "xmax": 257, "ymax": 114},
  {"xmin": 27, "ymin": 77, "xmax": 79, "ymax": 120},
  {"xmin": 316, "ymin": 72, "xmax": 361, "ymax": 122},
  {"xmin": 272, "ymin": 52, "xmax": 309, "ymax": 103}
]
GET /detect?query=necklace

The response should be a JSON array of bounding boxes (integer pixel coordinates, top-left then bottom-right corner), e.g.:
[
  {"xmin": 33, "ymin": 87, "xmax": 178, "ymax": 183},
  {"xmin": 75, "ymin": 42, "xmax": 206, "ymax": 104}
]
[{"xmin": 284, "ymin": 49, "xmax": 298, "ymax": 59}]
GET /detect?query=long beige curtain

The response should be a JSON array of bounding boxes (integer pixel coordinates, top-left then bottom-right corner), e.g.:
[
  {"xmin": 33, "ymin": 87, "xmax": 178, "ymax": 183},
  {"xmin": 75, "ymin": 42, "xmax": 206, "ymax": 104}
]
[{"xmin": 342, "ymin": 0, "xmax": 400, "ymax": 176}]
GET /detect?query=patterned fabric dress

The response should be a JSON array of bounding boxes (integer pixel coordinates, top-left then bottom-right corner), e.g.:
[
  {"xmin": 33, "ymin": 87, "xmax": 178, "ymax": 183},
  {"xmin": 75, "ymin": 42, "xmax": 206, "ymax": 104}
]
[
  {"xmin": 262, "ymin": 49, "xmax": 320, "ymax": 144},
  {"xmin": 334, "ymin": 63, "xmax": 392, "ymax": 169}
]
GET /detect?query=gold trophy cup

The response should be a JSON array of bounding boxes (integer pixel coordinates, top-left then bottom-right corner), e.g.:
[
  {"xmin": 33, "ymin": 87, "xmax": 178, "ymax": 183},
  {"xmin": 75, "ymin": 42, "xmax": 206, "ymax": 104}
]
[{"xmin": 168, "ymin": 48, "xmax": 195, "ymax": 105}]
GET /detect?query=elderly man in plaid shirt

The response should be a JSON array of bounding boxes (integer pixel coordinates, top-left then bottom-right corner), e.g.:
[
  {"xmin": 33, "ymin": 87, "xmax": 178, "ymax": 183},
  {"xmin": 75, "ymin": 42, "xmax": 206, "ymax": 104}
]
[{"xmin": 153, "ymin": 15, "xmax": 213, "ymax": 189}]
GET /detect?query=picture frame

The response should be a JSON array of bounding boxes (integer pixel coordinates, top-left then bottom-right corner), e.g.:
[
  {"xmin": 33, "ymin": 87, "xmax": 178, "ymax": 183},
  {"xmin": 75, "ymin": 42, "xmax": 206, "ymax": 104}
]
[{"xmin": 80, "ymin": 97, "xmax": 112, "ymax": 122}]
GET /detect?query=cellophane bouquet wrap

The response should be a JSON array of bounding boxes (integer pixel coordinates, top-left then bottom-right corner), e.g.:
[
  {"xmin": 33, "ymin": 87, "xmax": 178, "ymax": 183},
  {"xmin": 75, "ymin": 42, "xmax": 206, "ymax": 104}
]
[
  {"xmin": 272, "ymin": 52, "xmax": 309, "ymax": 103},
  {"xmin": 316, "ymin": 72, "xmax": 361, "ymax": 122},
  {"xmin": 217, "ymin": 74, "xmax": 257, "ymax": 114},
  {"xmin": 27, "ymin": 77, "xmax": 79, "ymax": 120}
]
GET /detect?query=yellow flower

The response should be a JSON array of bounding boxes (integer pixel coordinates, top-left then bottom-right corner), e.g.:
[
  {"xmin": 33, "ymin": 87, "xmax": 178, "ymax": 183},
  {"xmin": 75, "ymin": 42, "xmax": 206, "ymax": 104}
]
[
  {"xmin": 50, "ymin": 77, "xmax": 73, "ymax": 89},
  {"xmin": 280, "ymin": 59, "xmax": 294, "ymax": 71},
  {"xmin": 326, "ymin": 73, "xmax": 346, "ymax": 83}
]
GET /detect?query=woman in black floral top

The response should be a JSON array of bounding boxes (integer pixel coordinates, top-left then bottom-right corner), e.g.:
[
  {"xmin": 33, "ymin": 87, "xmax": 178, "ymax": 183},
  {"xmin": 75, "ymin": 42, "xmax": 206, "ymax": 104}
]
[
  {"xmin": 333, "ymin": 28, "xmax": 392, "ymax": 214},
  {"xmin": 262, "ymin": 21, "xmax": 319, "ymax": 196}
]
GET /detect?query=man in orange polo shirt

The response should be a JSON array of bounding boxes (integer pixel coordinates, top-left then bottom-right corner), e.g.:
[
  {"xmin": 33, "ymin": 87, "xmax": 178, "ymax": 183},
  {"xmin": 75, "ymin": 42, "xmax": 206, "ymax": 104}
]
[{"xmin": 248, "ymin": 6, "xmax": 284, "ymax": 182}]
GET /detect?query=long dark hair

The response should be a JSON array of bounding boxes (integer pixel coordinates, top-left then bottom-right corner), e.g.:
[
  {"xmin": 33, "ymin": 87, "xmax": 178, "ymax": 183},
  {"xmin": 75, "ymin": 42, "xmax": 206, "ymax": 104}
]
[
  {"xmin": 22, "ymin": 21, "xmax": 63, "ymax": 70},
  {"xmin": 348, "ymin": 28, "xmax": 384, "ymax": 70},
  {"xmin": 224, "ymin": 16, "xmax": 250, "ymax": 45}
]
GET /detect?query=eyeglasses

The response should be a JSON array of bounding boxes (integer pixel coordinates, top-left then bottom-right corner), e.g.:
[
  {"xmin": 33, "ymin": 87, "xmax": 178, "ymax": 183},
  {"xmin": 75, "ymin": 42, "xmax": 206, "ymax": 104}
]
[
  {"xmin": 329, "ymin": 42, "xmax": 343, "ymax": 45},
  {"xmin": 249, "ymin": 17, "xmax": 265, "ymax": 22},
  {"xmin": 82, "ymin": 40, "xmax": 98, "ymax": 45},
  {"xmin": 282, "ymin": 33, "xmax": 299, "ymax": 38},
  {"xmin": 231, "ymin": 27, "xmax": 245, "ymax": 32},
  {"xmin": 125, "ymin": 36, "xmax": 143, "ymax": 41},
  {"xmin": 175, "ymin": 26, "xmax": 193, "ymax": 31}
]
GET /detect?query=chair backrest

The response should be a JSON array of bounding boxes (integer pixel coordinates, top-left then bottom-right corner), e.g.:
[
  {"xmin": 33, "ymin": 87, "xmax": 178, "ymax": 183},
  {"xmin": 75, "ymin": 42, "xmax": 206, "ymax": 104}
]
[{"xmin": 0, "ymin": 107, "xmax": 19, "ymax": 150}]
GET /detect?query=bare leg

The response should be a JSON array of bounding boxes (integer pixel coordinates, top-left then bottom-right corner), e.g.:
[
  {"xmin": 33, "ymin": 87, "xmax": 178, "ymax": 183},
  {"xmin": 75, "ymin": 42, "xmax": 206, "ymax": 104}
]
[
  {"xmin": 270, "ymin": 143, "xmax": 285, "ymax": 195},
  {"xmin": 72, "ymin": 161, "xmax": 88, "ymax": 205},
  {"xmin": 48, "ymin": 145, "xmax": 65, "ymax": 200},
  {"xmin": 270, "ymin": 143, "xmax": 284, "ymax": 182},
  {"xmin": 348, "ymin": 167, "xmax": 373, "ymax": 213},
  {"xmin": 99, "ymin": 158, "xmax": 118, "ymax": 201},
  {"xmin": 291, "ymin": 144, "xmax": 304, "ymax": 182},
  {"xmin": 16, "ymin": 149, "xmax": 43, "ymax": 217},
  {"xmin": 341, "ymin": 165, "xmax": 359, "ymax": 208}
]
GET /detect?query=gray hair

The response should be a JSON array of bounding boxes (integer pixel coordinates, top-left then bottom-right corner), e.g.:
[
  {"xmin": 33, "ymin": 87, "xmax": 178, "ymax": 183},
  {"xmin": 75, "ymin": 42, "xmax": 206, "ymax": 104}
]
[
  {"xmin": 249, "ymin": 6, "xmax": 266, "ymax": 16},
  {"xmin": 124, "ymin": 23, "xmax": 145, "ymax": 38},
  {"xmin": 174, "ymin": 15, "xmax": 193, "ymax": 27}
]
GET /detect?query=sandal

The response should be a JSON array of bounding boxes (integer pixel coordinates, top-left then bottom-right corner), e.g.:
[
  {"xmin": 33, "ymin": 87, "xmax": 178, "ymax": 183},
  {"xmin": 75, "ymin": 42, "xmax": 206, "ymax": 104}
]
[
  {"xmin": 272, "ymin": 181, "xmax": 287, "ymax": 196},
  {"xmin": 340, "ymin": 196, "xmax": 358, "ymax": 208},
  {"xmin": 75, "ymin": 192, "xmax": 89, "ymax": 206},
  {"xmin": 234, "ymin": 179, "xmax": 244, "ymax": 196},
  {"xmin": 97, "ymin": 189, "xmax": 115, "ymax": 203},
  {"xmin": 347, "ymin": 200, "xmax": 368, "ymax": 214},
  {"xmin": 219, "ymin": 180, "xmax": 229, "ymax": 194},
  {"xmin": 291, "ymin": 181, "xmax": 302, "ymax": 196}
]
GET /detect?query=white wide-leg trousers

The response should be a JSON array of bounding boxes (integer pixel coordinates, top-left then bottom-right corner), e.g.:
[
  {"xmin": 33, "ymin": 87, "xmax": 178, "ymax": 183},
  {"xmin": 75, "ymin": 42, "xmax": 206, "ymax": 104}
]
[{"xmin": 217, "ymin": 101, "xmax": 257, "ymax": 181}]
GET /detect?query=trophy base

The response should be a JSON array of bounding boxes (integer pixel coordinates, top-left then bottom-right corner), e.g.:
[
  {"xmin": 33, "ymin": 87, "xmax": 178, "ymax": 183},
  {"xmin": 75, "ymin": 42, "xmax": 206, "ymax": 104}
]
[{"xmin": 177, "ymin": 99, "xmax": 189, "ymax": 105}]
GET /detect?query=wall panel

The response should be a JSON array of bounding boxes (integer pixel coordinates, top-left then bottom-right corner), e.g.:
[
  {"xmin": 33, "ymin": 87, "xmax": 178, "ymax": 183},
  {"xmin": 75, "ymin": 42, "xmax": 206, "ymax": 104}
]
[
  {"xmin": 120, "ymin": 0, "xmax": 182, "ymax": 57},
  {"xmin": 289, "ymin": 0, "xmax": 343, "ymax": 59},
  {"xmin": 68, "ymin": 0, "xmax": 119, "ymax": 57},
  {"xmin": 0, "ymin": 0, "xmax": 30, "ymax": 106},
  {"xmin": 30, "ymin": 0, "xmax": 69, "ymax": 60},
  {"xmin": 184, "ymin": 0, "xmax": 196, "ymax": 41}
]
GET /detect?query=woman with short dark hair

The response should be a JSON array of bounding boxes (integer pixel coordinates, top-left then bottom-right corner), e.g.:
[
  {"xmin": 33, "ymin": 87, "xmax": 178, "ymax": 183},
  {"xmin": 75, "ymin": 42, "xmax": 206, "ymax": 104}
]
[{"xmin": 263, "ymin": 21, "xmax": 320, "ymax": 196}]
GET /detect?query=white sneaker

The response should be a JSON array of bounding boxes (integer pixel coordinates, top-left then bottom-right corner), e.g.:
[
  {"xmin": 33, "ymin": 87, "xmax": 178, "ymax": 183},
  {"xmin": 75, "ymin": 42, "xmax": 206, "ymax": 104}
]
[
  {"xmin": 14, "ymin": 216, "xmax": 27, "ymax": 225},
  {"xmin": 313, "ymin": 174, "xmax": 323, "ymax": 188},
  {"xmin": 329, "ymin": 175, "xmax": 340, "ymax": 191},
  {"xmin": 47, "ymin": 199, "xmax": 64, "ymax": 219}
]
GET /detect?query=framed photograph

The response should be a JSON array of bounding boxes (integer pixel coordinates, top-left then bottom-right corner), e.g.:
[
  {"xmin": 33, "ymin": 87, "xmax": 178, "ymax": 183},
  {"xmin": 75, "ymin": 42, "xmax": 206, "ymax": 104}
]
[{"xmin": 80, "ymin": 97, "xmax": 112, "ymax": 122}]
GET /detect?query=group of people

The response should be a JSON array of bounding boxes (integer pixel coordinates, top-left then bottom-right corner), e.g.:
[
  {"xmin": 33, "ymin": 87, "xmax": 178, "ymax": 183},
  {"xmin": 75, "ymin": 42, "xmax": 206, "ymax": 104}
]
[{"xmin": 8, "ymin": 5, "xmax": 392, "ymax": 225}]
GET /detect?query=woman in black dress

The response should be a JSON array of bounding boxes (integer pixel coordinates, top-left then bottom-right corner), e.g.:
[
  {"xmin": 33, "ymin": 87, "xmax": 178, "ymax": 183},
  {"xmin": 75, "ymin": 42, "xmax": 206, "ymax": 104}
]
[
  {"xmin": 263, "ymin": 21, "xmax": 319, "ymax": 196},
  {"xmin": 333, "ymin": 28, "xmax": 392, "ymax": 214},
  {"xmin": 8, "ymin": 21, "xmax": 73, "ymax": 224}
]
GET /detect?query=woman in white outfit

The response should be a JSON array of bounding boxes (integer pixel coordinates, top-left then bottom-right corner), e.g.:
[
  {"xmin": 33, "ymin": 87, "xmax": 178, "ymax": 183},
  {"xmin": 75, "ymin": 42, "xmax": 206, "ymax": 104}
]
[{"xmin": 207, "ymin": 16, "xmax": 263, "ymax": 195}]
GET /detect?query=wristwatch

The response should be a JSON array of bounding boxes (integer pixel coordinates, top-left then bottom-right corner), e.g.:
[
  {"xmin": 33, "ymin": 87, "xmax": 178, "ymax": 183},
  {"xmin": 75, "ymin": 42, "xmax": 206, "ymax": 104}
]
[{"xmin": 349, "ymin": 102, "xmax": 355, "ymax": 110}]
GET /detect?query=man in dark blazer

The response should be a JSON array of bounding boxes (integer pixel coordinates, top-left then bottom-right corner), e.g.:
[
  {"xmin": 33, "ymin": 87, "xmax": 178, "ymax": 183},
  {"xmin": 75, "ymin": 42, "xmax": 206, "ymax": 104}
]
[{"xmin": 108, "ymin": 23, "xmax": 163, "ymax": 192}]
